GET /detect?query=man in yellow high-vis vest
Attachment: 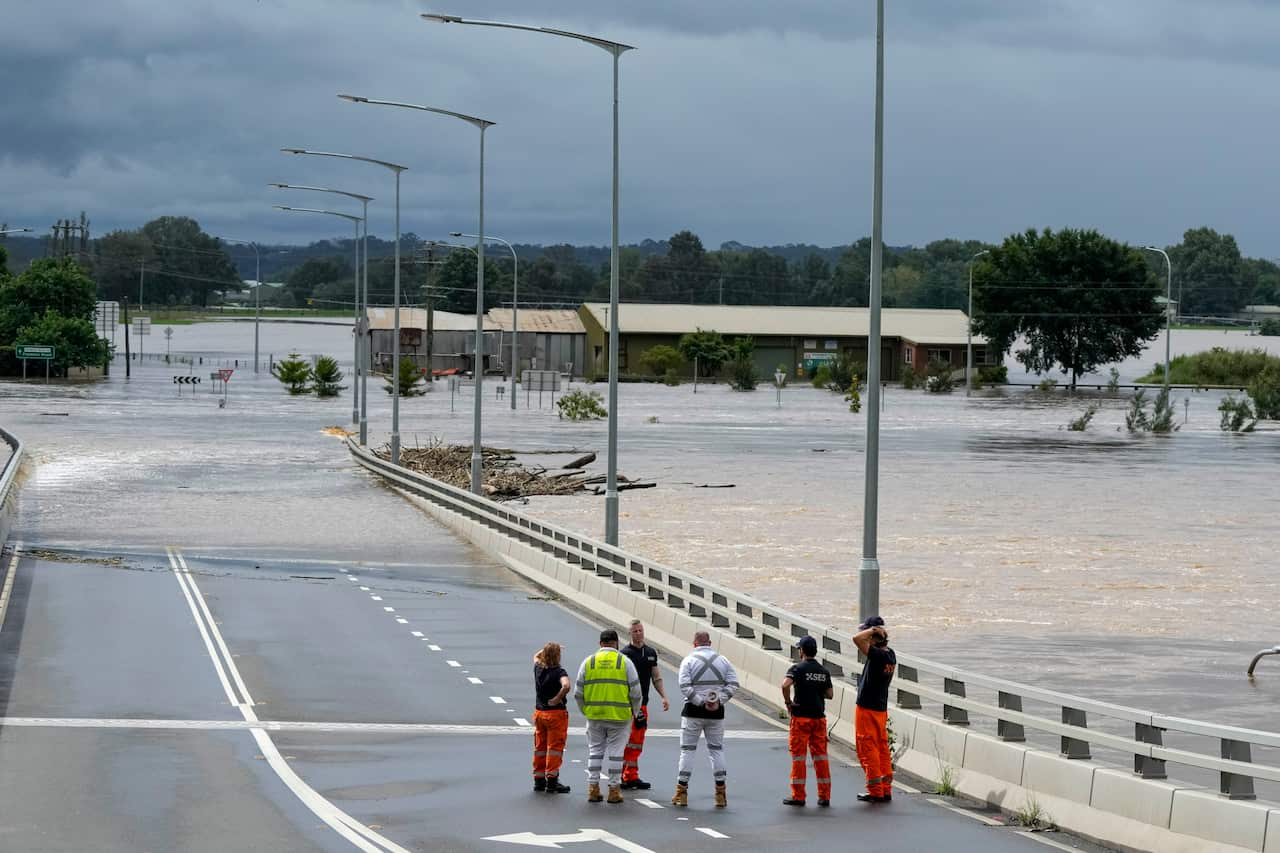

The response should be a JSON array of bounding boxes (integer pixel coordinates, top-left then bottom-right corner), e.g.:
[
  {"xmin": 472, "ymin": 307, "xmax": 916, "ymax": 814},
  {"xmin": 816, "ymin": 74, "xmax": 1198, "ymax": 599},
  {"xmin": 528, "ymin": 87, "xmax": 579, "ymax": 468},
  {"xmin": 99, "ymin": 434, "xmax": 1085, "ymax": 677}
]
[{"xmin": 574, "ymin": 628, "xmax": 643, "ymax": 804}]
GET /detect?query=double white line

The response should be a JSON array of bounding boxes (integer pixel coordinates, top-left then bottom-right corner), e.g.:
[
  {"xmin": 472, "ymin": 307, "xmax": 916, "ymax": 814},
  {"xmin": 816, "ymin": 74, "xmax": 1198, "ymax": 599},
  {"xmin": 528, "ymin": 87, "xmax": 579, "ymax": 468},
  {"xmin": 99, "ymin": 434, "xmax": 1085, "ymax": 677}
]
[{"xmin": 166, "ymin": 547, "xmax": 410, "ymax": 853}]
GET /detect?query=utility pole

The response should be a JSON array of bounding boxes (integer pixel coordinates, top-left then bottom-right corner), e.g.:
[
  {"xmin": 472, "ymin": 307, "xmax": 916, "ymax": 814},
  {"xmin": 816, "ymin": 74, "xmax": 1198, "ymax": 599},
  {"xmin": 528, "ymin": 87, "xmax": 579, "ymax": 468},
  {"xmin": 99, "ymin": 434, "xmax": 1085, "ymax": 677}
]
[{"xmin": 123, "ymin": 297, "xmax": 132, "ymax": 378}]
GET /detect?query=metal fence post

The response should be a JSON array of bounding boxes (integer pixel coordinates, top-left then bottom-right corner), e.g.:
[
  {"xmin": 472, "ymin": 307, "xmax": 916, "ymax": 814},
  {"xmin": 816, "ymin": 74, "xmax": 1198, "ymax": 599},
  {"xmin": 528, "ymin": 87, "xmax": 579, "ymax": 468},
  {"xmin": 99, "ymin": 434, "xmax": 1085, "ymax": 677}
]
[
  {"xmin": 1220, "ymin": 739, "xmax": 1257, "ymax": 800},
  {"xmin": 1061, "ymin": 707, "xmax": 1091, "ymax": 759}
]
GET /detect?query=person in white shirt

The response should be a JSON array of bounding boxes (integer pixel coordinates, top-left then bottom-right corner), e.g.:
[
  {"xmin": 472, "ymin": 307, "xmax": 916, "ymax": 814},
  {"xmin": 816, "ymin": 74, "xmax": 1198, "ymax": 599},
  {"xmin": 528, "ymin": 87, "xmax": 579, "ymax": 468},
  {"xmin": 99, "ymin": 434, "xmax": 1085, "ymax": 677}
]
[{"xmin": 671, "ymin": 631, "xmax": 739, "ymax": 808}]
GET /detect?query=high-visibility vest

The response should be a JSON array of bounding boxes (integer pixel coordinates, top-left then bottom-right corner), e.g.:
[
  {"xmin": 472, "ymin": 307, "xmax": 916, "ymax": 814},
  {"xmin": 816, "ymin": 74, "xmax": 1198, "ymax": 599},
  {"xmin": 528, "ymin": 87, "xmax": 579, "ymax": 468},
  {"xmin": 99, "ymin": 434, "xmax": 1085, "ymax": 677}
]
[{"xmin": 581, "ymin": 650, "xmax": 633, "ymax": 723}]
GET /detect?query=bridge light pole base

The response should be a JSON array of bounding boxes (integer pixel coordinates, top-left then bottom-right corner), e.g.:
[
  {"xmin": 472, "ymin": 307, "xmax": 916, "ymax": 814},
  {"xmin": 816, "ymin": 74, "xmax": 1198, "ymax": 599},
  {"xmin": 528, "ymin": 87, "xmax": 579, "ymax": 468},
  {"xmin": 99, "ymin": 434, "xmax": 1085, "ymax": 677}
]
[{"xmin": 859, "ymin": 557, "xmax": 881, "ymax": 624}]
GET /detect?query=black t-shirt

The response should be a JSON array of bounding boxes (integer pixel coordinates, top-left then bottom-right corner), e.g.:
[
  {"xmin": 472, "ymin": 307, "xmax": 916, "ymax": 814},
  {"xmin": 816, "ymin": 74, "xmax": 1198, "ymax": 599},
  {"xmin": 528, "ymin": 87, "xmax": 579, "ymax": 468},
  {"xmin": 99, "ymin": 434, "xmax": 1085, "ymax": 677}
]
[
  {"xmin": 786, "ymin": 658, "xmax": 832, "ymax": 719},
  {"xmin": 856, "ymin": 645, "xmax": 897, "ymax": 712},
  {"xmin": 534, "ymin": 663, "xmax": 569, "ymax": 712},
  {"xmin": 620, "ymin": 643, "xmax": 659, "ymax": 706}
]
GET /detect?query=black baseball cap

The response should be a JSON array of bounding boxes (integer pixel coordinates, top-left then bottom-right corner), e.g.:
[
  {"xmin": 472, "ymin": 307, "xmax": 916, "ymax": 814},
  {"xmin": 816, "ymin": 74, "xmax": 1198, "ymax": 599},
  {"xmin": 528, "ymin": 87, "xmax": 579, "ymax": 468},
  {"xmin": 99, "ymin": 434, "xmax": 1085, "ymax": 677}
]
[
  {"xmin": 599, "ymin": 628, "xmax": 619, "ymax": 644},
  {"xmin": 859, "ymin": 615, "xmax": 885, "ymax": 631},
  {"xmin": 795, "ymin": 636, "xmax": 818, "ymax": 655}
]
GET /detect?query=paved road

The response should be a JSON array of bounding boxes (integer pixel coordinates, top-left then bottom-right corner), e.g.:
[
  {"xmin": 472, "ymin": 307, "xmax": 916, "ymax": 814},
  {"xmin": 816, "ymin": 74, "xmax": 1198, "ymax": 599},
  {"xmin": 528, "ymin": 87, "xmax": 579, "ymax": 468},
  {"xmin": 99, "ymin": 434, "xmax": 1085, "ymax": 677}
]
[{"xmin": 0, "ymin": 536, "xmax": 1093, "ymax": 853}]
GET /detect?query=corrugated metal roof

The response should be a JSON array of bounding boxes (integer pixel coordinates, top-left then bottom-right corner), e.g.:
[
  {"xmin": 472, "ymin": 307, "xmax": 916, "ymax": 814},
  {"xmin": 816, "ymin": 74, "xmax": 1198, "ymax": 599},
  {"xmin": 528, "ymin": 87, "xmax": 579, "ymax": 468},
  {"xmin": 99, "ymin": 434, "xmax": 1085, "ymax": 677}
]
[
  {"xmin": 579, "ymin": 303, "xmax": 984, "ymax": 345},
  {"xmin": 487, "ymin": 309, "xmax": 585, "ymax": 334},
  {"xmin": 365, "ymin": 308, "xmax": 497, "ymax": 332}
]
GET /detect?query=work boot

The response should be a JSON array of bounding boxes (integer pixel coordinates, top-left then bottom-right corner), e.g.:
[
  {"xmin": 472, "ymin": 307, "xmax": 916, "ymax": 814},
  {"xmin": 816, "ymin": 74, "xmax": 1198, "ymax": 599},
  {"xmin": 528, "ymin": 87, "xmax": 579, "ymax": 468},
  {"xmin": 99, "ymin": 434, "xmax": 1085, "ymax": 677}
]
[
  {"xmin": 607, "ymin": 786, "xmax": 624, "ymax": 804},
  {"xmin": 671, "ymin": 782, "xmax": 689, "ymax": 807},
  {"xmin": 782, "ymin": 798, "xmax": 805, "ymax": 807},
  {"xmin": 533, "ymin": 778, "xmax": 546, "ymax": 792},
  {"xmin": 545, "ymin": 777, "xmax": 571, "ymax": 794},
  {"xmin": 714, "ymin": 782, "xmax": 727, "ymax": 809},
  {"xmin": 587, "ymin": 783, "xmax": 603, "ymax": 803},
  {"xmin": 621, "ymin": 779, "xmax": 652, "ymax": 790}
]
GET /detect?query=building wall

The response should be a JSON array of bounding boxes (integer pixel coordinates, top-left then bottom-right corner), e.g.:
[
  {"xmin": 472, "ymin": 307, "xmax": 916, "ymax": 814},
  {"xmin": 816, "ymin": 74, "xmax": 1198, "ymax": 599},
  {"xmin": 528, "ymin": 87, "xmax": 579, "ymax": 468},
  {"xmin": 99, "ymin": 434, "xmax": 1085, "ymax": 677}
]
[{"xmin": 902, "ymin": 342, "xmax": 993, "ymax": 375}]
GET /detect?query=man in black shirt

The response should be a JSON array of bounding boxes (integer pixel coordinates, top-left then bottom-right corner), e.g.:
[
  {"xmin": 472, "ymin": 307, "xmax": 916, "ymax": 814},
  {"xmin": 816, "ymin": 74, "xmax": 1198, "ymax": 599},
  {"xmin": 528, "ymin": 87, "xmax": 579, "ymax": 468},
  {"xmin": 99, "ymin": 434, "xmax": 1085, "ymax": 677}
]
[
  {"xmin": 853, "ymin": 616, "xmax": 896, "ymax": 803},
  {"xmin": 781, "ymin": 636, "xmax": 834, "ymax": 807},
  {"xmin": 619, "ymin": 619, "xmax": 669, "ymax": 790}
]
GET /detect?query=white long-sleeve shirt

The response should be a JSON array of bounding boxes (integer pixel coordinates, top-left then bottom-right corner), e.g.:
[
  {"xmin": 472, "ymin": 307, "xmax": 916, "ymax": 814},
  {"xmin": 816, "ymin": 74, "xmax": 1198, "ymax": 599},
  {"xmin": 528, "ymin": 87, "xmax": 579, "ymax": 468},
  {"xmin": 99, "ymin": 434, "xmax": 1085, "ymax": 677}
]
[
  {"xmin": 677, "ymin": 646, "xmax": 739, "ymax": 715},
  {"xmin": 573, "ymin": 646, "xmax": 643, "ymax": 719}
]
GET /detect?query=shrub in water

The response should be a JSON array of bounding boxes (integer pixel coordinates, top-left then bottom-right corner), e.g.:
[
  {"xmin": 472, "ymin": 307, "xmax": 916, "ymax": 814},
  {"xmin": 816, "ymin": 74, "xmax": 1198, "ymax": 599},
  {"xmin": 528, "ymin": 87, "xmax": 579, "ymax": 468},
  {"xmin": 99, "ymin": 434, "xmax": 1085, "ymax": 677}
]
[{"xmin": 556, "ymin": 388, "xmax": 608, "ymax": 421}]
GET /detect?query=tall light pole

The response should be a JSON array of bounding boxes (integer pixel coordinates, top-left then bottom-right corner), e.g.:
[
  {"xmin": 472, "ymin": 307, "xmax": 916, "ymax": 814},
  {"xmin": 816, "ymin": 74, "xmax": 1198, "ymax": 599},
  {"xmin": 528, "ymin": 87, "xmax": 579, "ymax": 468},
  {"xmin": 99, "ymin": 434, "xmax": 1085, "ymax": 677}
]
[
  {"xmin": 272, "ymin": 206, "xmax": 363, "ymax": 424},
  {"xmin": 423, "ymin": 12, "xmax": 634, "ymax": 544},
  {"xmin": 966, "ymin": 249, "xmax": 990, "ymax": 398},
  {"xmin": 282, "ymin": 148, "xmax": 407, "ymax": 464},
  {"xmin": 860, "ymin": 0, "xmax": 886, "ymax": 627},
  {"xmin": 338, "ymin": 95, "xmax": 494, "ymax": 495},
  {"xmin": 1144, "ymin": 246, "xmax": 1174, "ymax": 390},
  {"xmin": 454, "ymin": 231, "xmax": 518, "ymax": 410},
  {"xmin": 0, "ymin": 228, "xmax": 33, "ymax": 235},
  {"xmin": 270, "ymin": 183, "xmax": 373, "ymax": 433},
  {"xmin": 217, "ymin": 237, "xmax": 261, "ymax": 374}
]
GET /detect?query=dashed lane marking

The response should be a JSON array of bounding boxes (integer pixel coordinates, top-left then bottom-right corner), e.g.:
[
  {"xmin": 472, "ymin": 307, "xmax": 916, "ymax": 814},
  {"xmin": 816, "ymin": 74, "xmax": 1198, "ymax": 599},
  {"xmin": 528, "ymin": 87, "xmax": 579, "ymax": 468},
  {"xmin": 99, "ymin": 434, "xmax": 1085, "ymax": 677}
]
[
  {"xmin": 489, "ymin": 697, "xmax": 507, "ymax": 704},
  {"xmin": 428, "ymin": 645, "xmax": 441, "ymax": 651},
  {"xmin": 411, "ymin": 631, "xmax": 424, "ymax": 637},
  {"xmin": 467, "ymin": 677, "xmax": 484, "ymax": 684},
  {"xmin": 695, "ymin": 828, "xmax": 730, "ymax": 839},
  {"xmin": 635, "ymin": 799, "xmax": 663, "ymax": 809},
  {"xmin": 383, "ymin": 607, "xmax": 395, "ymax": 612},
  {"xmin": 360, "ymin": 587, "xmax": 370, "ymax": 591},
  {"xmin": 396, "ymin": 618, "xmax": 408, "ymax": 624},
  {"xmin": 370, "ymin": 596, "xmax": 383, "ymax": 601},
  {"xmin": 446, "ymin": 660, "xmax": 461, "ymax": 667},
  {"xmin": 514, "ymin": 718, "xmax": 531, "ymax": 727}
]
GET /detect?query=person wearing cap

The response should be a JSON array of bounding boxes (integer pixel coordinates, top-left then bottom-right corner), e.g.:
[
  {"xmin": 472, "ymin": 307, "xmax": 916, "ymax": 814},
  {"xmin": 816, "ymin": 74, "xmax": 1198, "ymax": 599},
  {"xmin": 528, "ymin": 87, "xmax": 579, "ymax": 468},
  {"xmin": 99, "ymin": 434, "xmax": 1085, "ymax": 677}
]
[
  {"xmin": 672, "ymin": 631, "xmax": 739, "ymax": 809},
  {"xmin": 573, "ymin": 628, "xmax": 643, "ymax": 804},
  {"xmin": 853, "ymin": 615, "xmax": 896, "ymax": 803},
  {"xmin": 781, "ymin": 636, "xmax": 834, "ymax": 808}
]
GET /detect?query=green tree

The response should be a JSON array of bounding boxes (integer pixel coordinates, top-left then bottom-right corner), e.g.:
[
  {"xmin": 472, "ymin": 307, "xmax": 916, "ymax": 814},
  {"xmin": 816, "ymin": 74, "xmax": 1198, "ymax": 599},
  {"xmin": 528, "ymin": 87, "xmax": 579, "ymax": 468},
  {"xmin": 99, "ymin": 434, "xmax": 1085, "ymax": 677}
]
[
  {"xmin": 677, "ymin": 328, "xmax": 729, "ymax": 378},
  {"xmin": 384, "ymin": 357, "xmax": 426, "ymax": 397},
  {"xmin": 312, "ymin": 356, "xmax": 345, "ymax": 397},
  {"xmin": 286, "ymin": 257, "xmax": 352, "ymax": 306},
  {"xmin": 272, "ymin": 352, "xmax": 312, "ymax": 395},
  {"xmin": 727, "ymin": 337, "xmax": 758, "ymax": 390},
  {"xmin": 1165, "ymin": 227, "xmax": 1247, "ymax": 317},
  {"xmin": 1248, "ymin": 363, "xmax": 1280, "ymax": 420},
  {"xmin": 0, "ymin": 256, "xmax": 99, "ymax": 344},
  {"xmin": 92, "ymin": 229, "xmax": 155, "ymax": 303},
  {"xmin": 140, "ymin": 217, "xmax": 240, "ymax": 306},
  {"xmin": 13, "ymin": 310, "xmax": 111, "ymax": 374},
  {"xmin": 638, "ymin": 344, "xmax": 683, "ymax": 376},
  {"xmin": 973, "ymin": 228, "xmax": 1162, "ymax": 389}
]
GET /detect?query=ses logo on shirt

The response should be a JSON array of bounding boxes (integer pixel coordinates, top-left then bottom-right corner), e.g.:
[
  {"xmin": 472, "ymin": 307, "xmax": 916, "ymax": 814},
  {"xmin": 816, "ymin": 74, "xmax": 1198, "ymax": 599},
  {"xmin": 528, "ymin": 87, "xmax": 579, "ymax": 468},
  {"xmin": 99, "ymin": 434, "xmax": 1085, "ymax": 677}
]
[{"xmin": 804, "ymin": 673, "xmax": 828, "ymax": 682}]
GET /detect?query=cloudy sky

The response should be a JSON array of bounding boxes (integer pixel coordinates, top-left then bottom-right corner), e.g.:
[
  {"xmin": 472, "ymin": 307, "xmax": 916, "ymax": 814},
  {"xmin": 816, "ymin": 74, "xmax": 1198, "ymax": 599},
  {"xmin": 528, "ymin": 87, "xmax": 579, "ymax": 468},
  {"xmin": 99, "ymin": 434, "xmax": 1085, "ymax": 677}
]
[{"xmin": 3, "ymin": 1, "xmax": 1278, "ymax": 255}]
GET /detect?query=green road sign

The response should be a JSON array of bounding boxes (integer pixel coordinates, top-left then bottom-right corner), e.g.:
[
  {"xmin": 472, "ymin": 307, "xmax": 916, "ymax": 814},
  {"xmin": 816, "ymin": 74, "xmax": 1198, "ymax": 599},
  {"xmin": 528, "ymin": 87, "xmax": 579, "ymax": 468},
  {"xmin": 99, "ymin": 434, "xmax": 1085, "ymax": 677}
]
[{"xmin": 15, "ymin": 345, "xmax": 55, "ymax": 359}]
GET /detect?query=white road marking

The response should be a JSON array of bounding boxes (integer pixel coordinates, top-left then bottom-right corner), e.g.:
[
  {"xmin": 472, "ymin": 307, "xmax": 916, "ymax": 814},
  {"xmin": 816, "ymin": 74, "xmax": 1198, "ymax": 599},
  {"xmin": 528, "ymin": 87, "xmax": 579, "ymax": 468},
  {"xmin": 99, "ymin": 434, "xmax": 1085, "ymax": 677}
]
[
  {"xmin": 395, "ymin": 618, "xmax": 408, "ymax": 624},
  {"xmin": 694, "ymin": 828, "xmax": 730, "ymax": 839},
  {"xmin": 383, "ymin": 606, "xmax": 395, "ymax": 612},
  {"xmin": 446, "ymin": 660, "xmax": 461, "ymax": 667},
  {"xmin": 467, "ymin": 677, "xmax": 484, "ymax": 684},
  {"xmin": 514, "ymin": 718, "xmax": 531, "ymax": 727},
  {"xmin": 340, "ymin": 568, "xmax": 348, "ymax": 573},
  {"xmin": 634, "ymin": 798, "xmax": 663, "ymax": 809},
  {"xmin": 360, "ymin": 586, "xmax": 370, "ymax": 591},
  {"xmin": 489, "ymin": 696, "xmax": 506, "ymax": 704},
  {"xmin": 485, "ymin": 830, "xmax": 656, "ymax": 852},
  {"xmin": 894, "ymin": 780, "xmax": 921, "ymax": 794},
  {"xmin": 370, "ymin": 595, "xmax": 383, "ymax": 601},
  {"xmin": 926, "ymin": 797, "xmax": 1005, "ymax": 827},
  {"xmin": 0, "ymin": 541, "xmax": 24, "ymax": 633},
  {"xmin": 428, "ymin": 645, "xmax": 441, "ymax": 651},
  {"xmin": 410, "ymin": 631, "xmax": 424, "ymax": 637},
  {"xmin": 1022, "ymin": 832, "xmax": 1084, "ymax": 853},
  {"xmin": 171, "ymin": 549, "xmax": 411, "ymax": 853}
]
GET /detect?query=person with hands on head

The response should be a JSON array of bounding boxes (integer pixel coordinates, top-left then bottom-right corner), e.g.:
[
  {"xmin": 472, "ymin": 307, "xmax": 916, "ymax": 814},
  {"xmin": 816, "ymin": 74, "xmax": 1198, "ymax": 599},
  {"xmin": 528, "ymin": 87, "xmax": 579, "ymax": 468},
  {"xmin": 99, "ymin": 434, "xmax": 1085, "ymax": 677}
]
[
  {"xmin": 781, "ymin": 636, "xmax": 834, "ymax": 808},
  {"xmin": 532, "ymin": 642, "xmax": 572, "ymax": 794},
  {"xmin": 620, "ymin": 619, "xmax": 670, "ymax": 791},
  {"xmin": 852, "ymin": 615, "xmax": 896, "ymax": 803}
]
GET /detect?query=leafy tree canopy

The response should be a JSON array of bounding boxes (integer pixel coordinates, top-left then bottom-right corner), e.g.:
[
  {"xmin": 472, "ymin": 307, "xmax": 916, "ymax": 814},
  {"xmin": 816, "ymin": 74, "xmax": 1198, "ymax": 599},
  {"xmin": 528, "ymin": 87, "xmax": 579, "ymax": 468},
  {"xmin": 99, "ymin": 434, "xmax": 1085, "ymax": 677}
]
[
  {"xmin": 13, "ymin": 309, "xmax": 110, "ymax": 373},
  {"xmin": 0, "ymin": 257, "xmax": 98, "ymax": 344},
  {"xmin": 973, "ymin": 228, "xmax": 1162, "ymax": 387}
]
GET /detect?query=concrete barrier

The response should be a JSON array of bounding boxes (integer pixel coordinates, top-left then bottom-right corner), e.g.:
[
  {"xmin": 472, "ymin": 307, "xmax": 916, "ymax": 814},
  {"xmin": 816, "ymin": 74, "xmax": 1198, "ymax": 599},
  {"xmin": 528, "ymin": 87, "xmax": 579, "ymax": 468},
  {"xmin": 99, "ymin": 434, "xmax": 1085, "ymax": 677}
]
[
  {"xmin": 353, "ymin": 444, "xmax": 1277, "ymax": 853},
  {"xmin": 0, "ymin": 427, "xmax": 22, "ymax": 552}
]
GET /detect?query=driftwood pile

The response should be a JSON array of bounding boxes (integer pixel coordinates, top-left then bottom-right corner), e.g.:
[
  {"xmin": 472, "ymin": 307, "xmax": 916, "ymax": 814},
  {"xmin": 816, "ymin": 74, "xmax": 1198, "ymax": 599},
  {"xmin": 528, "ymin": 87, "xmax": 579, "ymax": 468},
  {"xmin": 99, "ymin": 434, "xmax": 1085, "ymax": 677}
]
[{"xmin": 377, "ymin": 441, "xmax": 656, "ymax": 501}]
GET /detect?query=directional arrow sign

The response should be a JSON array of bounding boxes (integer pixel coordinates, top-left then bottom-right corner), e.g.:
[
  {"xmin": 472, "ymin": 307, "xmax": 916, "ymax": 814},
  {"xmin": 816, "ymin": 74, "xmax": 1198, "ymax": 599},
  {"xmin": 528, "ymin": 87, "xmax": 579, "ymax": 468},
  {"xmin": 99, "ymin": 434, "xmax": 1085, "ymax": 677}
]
[{"xmin": 483, "ymin": 829, "xmax": 657, "ymax": 852}]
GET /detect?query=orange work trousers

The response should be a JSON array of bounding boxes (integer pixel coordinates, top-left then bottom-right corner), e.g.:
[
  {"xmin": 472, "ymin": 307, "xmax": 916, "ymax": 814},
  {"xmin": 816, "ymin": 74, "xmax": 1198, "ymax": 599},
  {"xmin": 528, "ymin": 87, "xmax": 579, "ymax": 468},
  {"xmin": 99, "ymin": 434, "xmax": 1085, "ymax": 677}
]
[
  {"xmin": 788, "ymin": 716, "xmax": 831, "ymax": 802},
  {"xmin": 855, "ymin": 706, "xmax": 892, "ymax": 797},
  {"xmin": 533, "ymin": 709, "xmax": 569, "ymax": 780},
  {"xmin": 621, "ymin": 704, "xmax": 648, "ymax": 782}
]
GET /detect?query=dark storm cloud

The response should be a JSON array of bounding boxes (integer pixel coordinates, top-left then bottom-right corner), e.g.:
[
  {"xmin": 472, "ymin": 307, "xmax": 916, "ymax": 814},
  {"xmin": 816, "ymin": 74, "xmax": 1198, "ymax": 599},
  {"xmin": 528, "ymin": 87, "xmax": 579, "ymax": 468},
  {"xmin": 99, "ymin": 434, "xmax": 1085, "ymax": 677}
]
[{"xmin": 1, "ymin": 1, "xmax": 1278, "ymax": 255}]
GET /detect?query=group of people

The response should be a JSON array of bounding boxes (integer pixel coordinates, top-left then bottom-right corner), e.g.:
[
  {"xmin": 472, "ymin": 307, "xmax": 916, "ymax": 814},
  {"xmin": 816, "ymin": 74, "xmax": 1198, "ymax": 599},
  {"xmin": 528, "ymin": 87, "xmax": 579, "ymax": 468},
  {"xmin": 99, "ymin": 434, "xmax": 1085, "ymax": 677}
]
[{"xmin": 530, "ymin": 615, "xmax": 896, "ymax": 809}]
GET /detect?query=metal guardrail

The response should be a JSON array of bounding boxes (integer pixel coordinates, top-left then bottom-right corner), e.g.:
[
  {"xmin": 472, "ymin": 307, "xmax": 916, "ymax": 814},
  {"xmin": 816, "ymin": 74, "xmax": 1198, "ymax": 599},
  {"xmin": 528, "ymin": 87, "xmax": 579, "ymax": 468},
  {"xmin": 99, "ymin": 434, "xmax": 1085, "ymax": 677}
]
[
  {"xmin": 1249, "ymin": 647, "xmax": 1280, "ymax": 677},
  {"xmin": 1, "ymin": 426, "xmax": 23, "ymax": 549},
  {"xmin": 349, "ymin": 439, "xmax": 1280, "ymax": 803}
]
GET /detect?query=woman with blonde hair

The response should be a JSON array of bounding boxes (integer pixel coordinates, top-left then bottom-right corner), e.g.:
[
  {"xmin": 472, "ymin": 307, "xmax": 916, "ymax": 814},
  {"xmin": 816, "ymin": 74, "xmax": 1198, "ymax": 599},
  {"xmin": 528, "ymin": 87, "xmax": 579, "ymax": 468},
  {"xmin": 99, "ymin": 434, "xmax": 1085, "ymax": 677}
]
[{"xmin": 533, "ymin": 642, "xmax": 572, "ymax": 794}]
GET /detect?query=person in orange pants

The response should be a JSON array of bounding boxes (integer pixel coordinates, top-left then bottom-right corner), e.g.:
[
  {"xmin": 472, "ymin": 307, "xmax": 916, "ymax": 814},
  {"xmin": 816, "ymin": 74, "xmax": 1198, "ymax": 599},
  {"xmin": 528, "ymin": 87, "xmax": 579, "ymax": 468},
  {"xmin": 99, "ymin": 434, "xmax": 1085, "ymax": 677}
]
[
  {"xmin": 853, "ymin": 617, "xmax": 896, "ymax": 802},
  {"xmin": 532, "ymin": 642, "xmax": 572, "ymax": 794},
  {"xmin": 781, "ymin": 636, "xmax": 834, "ymax": 807},
  {"xmin": 619, "ymin": 620, "xmax": 670, "ymax": 790}
]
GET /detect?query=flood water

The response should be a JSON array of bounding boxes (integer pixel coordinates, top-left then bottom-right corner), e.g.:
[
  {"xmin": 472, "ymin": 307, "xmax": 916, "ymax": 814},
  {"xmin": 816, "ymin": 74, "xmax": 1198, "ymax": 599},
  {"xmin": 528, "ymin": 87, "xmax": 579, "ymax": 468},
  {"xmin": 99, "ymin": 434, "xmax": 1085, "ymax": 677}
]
[{"xmin": 2, "ymin": 320, "xmax": 1278, "ymax": 731}]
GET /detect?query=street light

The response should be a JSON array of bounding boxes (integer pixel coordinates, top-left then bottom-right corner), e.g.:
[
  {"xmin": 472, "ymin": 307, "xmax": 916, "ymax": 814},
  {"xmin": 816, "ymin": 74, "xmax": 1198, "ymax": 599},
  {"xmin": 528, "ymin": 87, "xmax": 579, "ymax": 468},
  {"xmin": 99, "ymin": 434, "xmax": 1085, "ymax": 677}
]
[
  {"xmin": 270, "ymin": 183, "xmax": 373, "ymax": 437},
  {"xmin": 966, "ymin": 249, "xmax": 991, "ymax": 398},
  {"xmin": 216, "ymin": 237, "xmax": 261, "ymax": 375},
  {"xmin": 860, "ymin": 0, "xmax": 887, "ymax": 627},
  {"xmin": 423, "ymin": 12, "xmax": 634, "ymax": 543},
  {"xmin": 282, "ymin": 148, "xmax": 408, "ymax": 464},
  {"xmin": 272, "ymin": 205, "xmax": 364, "ymax": 425},
  {"xmin": 1143, "ymin": 246, "xmax": 1174, "ymax": 391},
  {"xmin": 338, "ymin": 95, "xmax": 494, "ymax": 495},
  {"xmin": 0, "ymin": 228, "xmax": 33, "ymax": 235},
  {"xmin": 454, "ymin": 231, "xmax": 518, "ymax": 411}
]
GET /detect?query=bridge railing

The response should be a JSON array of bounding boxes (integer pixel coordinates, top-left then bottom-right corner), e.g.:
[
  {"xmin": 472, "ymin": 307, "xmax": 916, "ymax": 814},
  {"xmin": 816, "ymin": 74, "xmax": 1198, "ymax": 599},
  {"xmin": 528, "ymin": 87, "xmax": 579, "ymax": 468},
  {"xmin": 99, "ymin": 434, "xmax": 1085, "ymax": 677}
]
[
  {"xmin": 1, "ymin": 427, "xmax": 23, "ymax": 549},
  {"xmin": 349, "ymin": 439, "xmax": 1279, "ymax": 803}
]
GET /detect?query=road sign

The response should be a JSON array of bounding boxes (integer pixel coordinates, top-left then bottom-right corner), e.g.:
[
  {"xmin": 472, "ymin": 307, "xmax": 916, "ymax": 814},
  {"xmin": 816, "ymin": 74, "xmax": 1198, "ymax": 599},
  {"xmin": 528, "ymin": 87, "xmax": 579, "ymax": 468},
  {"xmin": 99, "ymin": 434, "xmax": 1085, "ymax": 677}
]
[
  {"xmin": 173, "ymin": 376, "xmax": 202, "ymax": 385},
  {"xmin": 521, "ymin": 369, "xmax": 561, "ymax": 392},
  {"xmin": 15, "ymin": 345, "xmax": 54, "ymax": 359},
  {"xmin": 218, "ymin": 368, "xmax": 234, "ymax": 383},
  {"xmin": 94, "ymin": 301, "xmax": 119, "ymax": 337},
  {"xmin": 132, "ymin": 316, "xmax": 152, "ymax": 335}
]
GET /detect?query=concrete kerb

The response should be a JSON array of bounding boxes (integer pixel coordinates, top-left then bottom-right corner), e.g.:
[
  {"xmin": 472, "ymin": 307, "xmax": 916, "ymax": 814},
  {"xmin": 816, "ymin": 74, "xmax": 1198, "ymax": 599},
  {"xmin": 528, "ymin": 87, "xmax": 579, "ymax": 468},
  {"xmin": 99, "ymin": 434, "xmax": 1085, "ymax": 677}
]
[{"xmin": 365, "ymin": 452, "xmax": 1270, "ymax": 853}]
